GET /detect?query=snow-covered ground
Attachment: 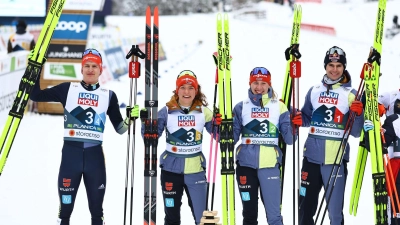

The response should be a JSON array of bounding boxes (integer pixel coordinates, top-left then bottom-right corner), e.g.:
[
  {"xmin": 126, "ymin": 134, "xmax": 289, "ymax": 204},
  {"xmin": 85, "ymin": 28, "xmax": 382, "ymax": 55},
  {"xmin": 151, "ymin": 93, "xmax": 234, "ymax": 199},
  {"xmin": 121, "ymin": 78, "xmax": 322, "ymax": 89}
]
[{"xmin": 1, "ymin": 1, "xmax": 400, "ymax": 224}]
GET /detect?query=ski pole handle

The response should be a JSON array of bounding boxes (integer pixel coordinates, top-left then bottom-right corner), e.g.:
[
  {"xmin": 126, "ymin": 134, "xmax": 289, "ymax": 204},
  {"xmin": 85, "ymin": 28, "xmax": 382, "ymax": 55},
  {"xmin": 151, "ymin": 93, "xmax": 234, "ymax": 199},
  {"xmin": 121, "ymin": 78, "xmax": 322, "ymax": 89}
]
[
  {"xmin": 129, "ymin": 59, "xmax": 141, "ymax": 79},
  {"xmin": 290, "ymin": 61, "xmax": 301, "ymax": 78}
]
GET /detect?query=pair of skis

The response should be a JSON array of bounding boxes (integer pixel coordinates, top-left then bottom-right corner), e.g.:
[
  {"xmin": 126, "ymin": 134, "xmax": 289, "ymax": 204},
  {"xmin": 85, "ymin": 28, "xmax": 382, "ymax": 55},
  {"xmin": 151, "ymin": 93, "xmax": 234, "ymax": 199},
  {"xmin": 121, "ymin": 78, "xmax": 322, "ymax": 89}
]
[
  {"xmin": 349, "ymin": 0, "xmax": 388, "ymax": 225},
  {"xmin": 143, "ymin": 6, "xmax": 159, "ymax": 225},
  {"xmin": 204, "ymin": 13, "xmax": 235, "ymax": 225},
  {"xmin": 279, "ymin": 5, "xmax": 302, "ymax": 225},
  {"xmin": 0, "ymin": 0, "xmax": 65, "ymax": 176}
]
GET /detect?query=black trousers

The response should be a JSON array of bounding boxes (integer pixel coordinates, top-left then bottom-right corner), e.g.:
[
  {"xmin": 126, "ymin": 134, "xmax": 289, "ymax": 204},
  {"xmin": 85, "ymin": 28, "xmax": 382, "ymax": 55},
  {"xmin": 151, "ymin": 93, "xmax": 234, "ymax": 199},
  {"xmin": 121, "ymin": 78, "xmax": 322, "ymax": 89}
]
[{"xmin": 58, "ymin": 141, "xmax": 106, "ymax": 225}]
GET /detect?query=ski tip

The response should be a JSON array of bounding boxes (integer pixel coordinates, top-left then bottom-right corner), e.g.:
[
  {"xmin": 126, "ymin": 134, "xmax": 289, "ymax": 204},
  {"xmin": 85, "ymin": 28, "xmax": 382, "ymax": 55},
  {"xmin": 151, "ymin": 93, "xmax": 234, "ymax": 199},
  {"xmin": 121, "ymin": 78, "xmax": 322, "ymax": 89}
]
[
  {"xmin": 146, "ymin": 6, "xmax": 151, "ymax": 25},
  {"xmin": 154, "ymin": 7, "xmax": 159, "ymax": 26}
]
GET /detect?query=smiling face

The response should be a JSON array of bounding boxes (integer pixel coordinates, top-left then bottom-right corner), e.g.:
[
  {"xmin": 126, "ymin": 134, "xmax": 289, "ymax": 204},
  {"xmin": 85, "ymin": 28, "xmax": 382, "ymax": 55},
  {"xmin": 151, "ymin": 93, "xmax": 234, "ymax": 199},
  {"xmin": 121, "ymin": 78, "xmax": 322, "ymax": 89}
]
[
  {"xmin": 325, "ymin": 62, "xmax": 344, "ymax": 81},
  {"xmin": 81, "ymin": 61, "xmax": 102, "ymax": 84},
  {"xmin": 250, "ymin": 80, "xmax": 270, "ymax": 95},
  {"xmin": 177, "ymin": 84, "xmax": 197, "ymax": 107}
]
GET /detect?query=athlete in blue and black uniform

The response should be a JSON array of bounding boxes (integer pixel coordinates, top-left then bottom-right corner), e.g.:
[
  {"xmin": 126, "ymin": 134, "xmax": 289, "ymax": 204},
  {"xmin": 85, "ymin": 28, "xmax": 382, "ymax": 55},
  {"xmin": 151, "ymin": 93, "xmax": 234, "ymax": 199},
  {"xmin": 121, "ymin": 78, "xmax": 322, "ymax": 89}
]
[
  {"xmin": 297, "ymin": 46, "xmax": 364, "ymax": 225},
  {"xmin": 30, "ymin": 49, "xmax": 139, "ymax": 225}
]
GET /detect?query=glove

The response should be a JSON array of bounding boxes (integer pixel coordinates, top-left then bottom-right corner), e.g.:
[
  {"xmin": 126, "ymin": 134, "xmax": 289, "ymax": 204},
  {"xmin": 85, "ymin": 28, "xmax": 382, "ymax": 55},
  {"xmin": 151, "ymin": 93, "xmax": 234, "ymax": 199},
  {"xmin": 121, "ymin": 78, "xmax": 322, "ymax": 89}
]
[
  {"xmin": 363, "ymin": 120, "xmax": 374, "ymax": 131},
  {"xmin": 367, "ymin": 47, "xmax": 381, "ymax": 66},
  {"xmin": 140, "ymin": 108, "xmax": 149, "ymax": 121},
  {"xmin": 291, "ymin": 112, "xmax": 302, "ymax": 126},
  {"xmin": 126, "ymin": 105, "xmax": 139, "ymax": 120},
  {"xmin": 350, "ymin": 100, "xmax": 363, "ymax": 116},
  {"xmin": 378, "ymin": 103, "xmax": 386, "ymax": 117},
  {"xmin": 214, "ymin": 113, "xmax": 222, "ymax": 125},
  {"xmin": 285, "ymin": 44, "xmax": 301, "ymax": 61}
]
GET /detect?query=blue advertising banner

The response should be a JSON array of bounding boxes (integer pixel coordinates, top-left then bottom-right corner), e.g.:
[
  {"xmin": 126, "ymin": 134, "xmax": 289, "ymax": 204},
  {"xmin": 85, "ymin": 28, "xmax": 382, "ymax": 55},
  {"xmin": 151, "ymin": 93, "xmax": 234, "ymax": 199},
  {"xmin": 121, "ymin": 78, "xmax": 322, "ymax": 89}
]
[{"xmin": 52, "ymin": 14, "xmax": 92, "ymax": 41}]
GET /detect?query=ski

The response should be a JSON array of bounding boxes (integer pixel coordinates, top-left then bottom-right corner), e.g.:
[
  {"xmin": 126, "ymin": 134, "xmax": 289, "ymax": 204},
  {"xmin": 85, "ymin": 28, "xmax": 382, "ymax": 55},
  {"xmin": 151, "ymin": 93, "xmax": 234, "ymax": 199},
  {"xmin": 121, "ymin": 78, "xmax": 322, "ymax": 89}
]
[
  {"xmin": 216, "ymin": 13, "xmax": 235, "ymax": 225},
  {"xmin": 349, "ymin": 130, "xmax": 368, "ymax": 215},
  {"xmin": 349, "ymin": 0, "xmax": 387, "ymax": 224},
  {"xmin": 143, "ymin": 6, "xmax": 159, "ymax": 225},
  {"xmin": 279, "ymin": 4, "xmax": 302, "ymax": 198},
  {"xmin": 0, "ymin": 0, "xmax": 65, "ymax": 176}
]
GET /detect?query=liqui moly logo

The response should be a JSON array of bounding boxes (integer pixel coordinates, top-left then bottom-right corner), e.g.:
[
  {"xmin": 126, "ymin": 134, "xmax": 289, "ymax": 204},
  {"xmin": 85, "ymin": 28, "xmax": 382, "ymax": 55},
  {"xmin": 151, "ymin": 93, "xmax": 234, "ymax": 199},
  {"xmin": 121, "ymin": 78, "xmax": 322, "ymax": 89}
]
[
  {"xmin": 251, "ymin": 108, "xmax": 269, "ymax": 118},
  {"xmin": 178, "ymin": 115, "xmax": 195, "ymax": 126},
  {"xmin": 318, "ymin": 92, "xmax": 339, "ymax": 105},
  {"xmin": 78, "ymin": 93, "xmax": 99, "ymax": 106}
]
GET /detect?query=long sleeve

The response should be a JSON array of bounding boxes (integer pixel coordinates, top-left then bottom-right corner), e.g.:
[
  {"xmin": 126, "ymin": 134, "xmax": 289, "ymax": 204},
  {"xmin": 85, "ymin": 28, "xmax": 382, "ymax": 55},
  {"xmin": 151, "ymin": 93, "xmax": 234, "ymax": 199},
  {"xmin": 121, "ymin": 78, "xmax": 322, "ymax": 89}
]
[
  {"xmin": 349, "ymin": 89, "xmax": 364, "ymax": 138},
  {"xmin": 382, "ymin": 114, "xmax": 399, "ymax": 147},
  {"xmin": 108, "ymin": 91, "xmax": 126, "ymax": 134},
  {"xmin": 232, "ymin": 102, "xmax": 243, "ymax": 145},
  {"xmin": 30, "ymin": 81, "xmax": 70, "ymax": 107},
  {"xmin": 278, "ymin": 102, "xmax": 294, "ymax": 145},
  {"xmin": 300, "ymin": 87, "xmax": 313, "ymax": 127}
]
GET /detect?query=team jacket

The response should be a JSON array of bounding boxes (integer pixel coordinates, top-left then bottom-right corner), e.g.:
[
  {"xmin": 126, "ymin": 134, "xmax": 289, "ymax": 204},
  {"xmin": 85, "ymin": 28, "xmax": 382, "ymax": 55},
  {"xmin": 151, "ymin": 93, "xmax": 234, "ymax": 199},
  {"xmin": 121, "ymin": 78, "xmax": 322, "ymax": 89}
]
[
  {"xmin": 233, "ymin": 88, "xmax": 294, "ymax": 169},
  {"xmin": 30, "ymin": 81, "xmax": 127, "ymax": 144},
  {"xmin": 300, "ymin": 72, "xmax": 364, "ymax": 165},
  {"xmin": 143, "ymin": 96, "xmax": 213, "ymax": 174}
]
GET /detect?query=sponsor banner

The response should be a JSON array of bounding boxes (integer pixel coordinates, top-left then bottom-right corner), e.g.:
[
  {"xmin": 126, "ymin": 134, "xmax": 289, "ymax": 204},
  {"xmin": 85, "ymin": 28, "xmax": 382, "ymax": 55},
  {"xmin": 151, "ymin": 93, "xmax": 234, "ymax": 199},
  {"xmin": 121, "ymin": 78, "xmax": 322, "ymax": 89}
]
[
  {"xmin": 43, "ymin": 62, "xmax": 83, "ymax": 80},
  {"xmin": 301, "ymin": 23, "xmax": 336, "ymax": 36},
  {"xmin": 53, "ymin": 14, "xmax": 92, "ymax": 41},
  {"xmin": 47, "ymin": 43, "xmax": 87, "ymax": 59},
  {"xmin": 104, "ymin": 46, "xmax": 128, "ymax": 79},
  {"xmin": 63, "ymin": 0, "xmax": 105, "ymax": 11},
  {"xmin": 64, "ymin": 129, "xmax": 103, "ymax": 140}
]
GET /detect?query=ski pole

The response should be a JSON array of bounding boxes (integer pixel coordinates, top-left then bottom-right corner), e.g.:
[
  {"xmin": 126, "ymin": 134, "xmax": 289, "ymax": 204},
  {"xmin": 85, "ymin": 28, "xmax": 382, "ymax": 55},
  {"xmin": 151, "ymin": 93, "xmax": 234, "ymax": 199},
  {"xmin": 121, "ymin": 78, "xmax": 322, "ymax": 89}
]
[
  {"xmin": 315, "ymin": 73, "xmax": 365, "ymax": 225},
  {"xmin": 289, "ymin": 44, "xmax": 301, "ymax": 225},
  {"xmin": 381, "ymin": 124, "xmax": 400, "ymax": 222},
  {"xmin": 206, "ymin": 52, "xmax": 220, "ymax": 212},
  {"xmin": 123, "ymin": 45, "xmax": 145, "ymax": 225}
]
